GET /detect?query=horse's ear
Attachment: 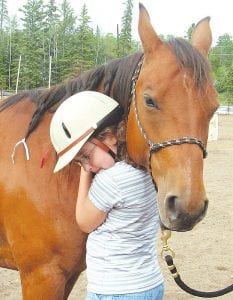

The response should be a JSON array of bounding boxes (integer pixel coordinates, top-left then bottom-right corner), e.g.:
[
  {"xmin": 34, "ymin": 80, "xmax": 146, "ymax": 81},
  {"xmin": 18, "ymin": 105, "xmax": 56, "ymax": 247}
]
[
  {"xmin": 191, "ymin": 17, "xmax": 212, "ymax": 57},
  {"xmin": 138, "ymin": 3, "xmax": 162, "ymax": 54}
]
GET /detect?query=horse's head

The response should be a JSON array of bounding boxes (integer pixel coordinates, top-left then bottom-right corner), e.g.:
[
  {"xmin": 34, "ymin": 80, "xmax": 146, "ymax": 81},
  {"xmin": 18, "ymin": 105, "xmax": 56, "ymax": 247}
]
[{"xmin": 126, "ymin": 4, "xmax": 219, "ymax": 231}]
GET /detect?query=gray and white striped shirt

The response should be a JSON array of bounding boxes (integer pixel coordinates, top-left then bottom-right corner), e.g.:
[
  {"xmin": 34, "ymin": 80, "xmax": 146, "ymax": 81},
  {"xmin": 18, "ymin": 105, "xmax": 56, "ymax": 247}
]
[{"xmin": 87, "ymin": 161, "xmax": 163, "ymax": 294}]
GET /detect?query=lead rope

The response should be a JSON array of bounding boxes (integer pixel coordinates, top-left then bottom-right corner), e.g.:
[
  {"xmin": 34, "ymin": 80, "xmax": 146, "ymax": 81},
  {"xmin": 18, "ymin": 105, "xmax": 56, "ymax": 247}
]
[{"xmin": 161, "ymin": 230, "xmax": 233, "ymax": 298}]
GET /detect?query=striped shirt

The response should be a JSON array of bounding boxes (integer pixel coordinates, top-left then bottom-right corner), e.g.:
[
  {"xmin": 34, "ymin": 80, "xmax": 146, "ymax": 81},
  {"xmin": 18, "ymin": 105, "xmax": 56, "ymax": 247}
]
[{"xmin": 87, "ymin": 161, "xmax": 164, "ymax": 294}]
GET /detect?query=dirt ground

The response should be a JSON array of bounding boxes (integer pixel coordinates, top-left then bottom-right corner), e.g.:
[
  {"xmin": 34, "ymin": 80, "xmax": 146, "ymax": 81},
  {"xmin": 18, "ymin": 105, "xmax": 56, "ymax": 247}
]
[{"xmin": 1, "ymin": 114, "xmax": 233, "ymax": 300}]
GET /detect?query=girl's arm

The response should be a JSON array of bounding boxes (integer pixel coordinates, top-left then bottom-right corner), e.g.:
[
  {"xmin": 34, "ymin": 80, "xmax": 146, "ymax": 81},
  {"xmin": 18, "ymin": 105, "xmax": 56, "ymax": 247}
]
[{"xmin": 76, "ymin": 167, "xmax": 107, "ymax": 233}]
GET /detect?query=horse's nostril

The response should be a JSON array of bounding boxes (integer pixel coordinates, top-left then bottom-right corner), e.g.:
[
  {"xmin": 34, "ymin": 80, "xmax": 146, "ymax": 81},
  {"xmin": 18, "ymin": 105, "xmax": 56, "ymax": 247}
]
[
  {"xmin": 164, "ymin": 194, "xmax": 209, "ymax": 231},
  {"xmin": 166, "ymin": 195, "xmax": 178, "ymax": 220}
]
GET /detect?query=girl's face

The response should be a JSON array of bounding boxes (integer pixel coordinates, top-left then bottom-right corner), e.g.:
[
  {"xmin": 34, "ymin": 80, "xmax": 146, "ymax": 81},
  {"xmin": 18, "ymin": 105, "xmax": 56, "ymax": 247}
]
[{"xmin": 74, "ymin": 137, "xmax": 117, "ymax": 173}]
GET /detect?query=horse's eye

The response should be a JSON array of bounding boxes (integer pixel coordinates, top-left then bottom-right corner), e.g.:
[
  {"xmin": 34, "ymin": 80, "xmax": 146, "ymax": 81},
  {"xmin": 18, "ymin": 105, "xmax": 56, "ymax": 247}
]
[
  {"xmin": 145, "ymin": 98, "xmax": 155, "ymax": 107},
  {"xmin": 144, "ymin": 96, "xmax": 159, "ymax": 109}
]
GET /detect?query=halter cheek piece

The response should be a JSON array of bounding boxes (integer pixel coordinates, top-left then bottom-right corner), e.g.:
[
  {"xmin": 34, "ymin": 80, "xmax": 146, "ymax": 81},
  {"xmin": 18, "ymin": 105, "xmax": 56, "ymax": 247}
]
[{"xmin": 131, "ymin": 56, "xmax": 207, "ymax": 182}]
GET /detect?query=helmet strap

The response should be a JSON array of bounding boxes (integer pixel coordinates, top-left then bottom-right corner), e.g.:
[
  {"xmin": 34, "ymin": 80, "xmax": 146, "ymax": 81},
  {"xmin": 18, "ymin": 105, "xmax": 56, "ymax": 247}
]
[{"xmin": 91, "ymin": 138, "xmax": 116, "ymax": 161}]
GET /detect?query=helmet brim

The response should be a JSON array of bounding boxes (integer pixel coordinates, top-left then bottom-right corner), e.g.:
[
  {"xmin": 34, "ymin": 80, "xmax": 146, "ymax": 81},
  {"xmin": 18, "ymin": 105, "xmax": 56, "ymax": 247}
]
[{"xmin": 53, "ymin": 131, "xmax": 93, "ymax": 173}]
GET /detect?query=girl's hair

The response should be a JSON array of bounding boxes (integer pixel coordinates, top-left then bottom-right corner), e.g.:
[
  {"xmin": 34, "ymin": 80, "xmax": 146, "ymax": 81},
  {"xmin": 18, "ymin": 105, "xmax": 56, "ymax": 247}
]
[{"xmin": 93, "ymin": 120, "xmax": 145, "ymax": 170}]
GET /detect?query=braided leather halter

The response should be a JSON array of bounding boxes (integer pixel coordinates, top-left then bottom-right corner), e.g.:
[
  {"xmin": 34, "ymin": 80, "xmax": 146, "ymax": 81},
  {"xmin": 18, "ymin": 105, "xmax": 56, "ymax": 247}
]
[{"xmin": 130, "ymin": 56, "xmax": 207, "ymax": 176}]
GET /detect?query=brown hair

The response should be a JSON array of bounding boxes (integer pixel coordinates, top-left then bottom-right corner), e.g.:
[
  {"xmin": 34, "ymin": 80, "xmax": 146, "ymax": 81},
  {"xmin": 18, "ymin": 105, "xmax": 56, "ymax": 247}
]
[{"xmin": 93, "ymin": 120, "xmax": 144, "ymax": 170}]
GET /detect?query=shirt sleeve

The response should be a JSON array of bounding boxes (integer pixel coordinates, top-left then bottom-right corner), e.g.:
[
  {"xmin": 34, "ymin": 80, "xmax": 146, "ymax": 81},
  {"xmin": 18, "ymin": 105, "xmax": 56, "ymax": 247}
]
[{"xmin": 88, "ymin": 170, "xmax": 122, "ymax": 212}]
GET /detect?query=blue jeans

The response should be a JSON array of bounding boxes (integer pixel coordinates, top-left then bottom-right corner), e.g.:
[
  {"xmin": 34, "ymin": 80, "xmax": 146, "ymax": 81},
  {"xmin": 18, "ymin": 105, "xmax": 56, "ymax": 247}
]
[{"xmin": 86, "ymin": 284, "xmax": 164, "ymax": 300}]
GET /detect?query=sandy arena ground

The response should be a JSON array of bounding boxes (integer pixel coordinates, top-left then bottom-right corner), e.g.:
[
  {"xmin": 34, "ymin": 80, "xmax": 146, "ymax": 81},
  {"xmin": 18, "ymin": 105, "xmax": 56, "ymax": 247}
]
[{"xmin": 0, "ymin": 114, "xmax": 233, "ymax": 299}]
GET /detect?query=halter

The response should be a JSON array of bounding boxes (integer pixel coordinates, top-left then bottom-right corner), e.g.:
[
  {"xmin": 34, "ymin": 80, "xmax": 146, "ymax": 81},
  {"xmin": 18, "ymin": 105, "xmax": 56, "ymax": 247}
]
[{"xmin": 130, "ymin": 56, "xmax": 207, "ymax": 181}]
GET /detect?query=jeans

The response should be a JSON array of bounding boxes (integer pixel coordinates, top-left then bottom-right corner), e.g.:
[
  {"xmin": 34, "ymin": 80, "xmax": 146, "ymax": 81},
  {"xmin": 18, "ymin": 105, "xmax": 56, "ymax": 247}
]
[{"xmin": 86, "ymin": 283, "xmax": 164, "ymax": 300}]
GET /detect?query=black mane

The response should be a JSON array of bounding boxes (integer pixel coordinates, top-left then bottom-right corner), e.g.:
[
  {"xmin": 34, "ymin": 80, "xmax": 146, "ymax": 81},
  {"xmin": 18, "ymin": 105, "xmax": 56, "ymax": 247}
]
[
  {"xmin": 0, "ymin": 38, "xmax": 212, "ymax": 140},
  {"xmin": 0, "ymin": 52, "xmax": 143, "ymax": 140}
]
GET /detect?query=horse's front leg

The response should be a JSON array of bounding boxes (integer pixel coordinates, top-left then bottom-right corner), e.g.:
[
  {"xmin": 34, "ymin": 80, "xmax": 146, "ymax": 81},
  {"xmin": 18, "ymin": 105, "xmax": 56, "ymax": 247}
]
[{"xmin": 20, "ymin": 263, "xmax": 68, "ymax": 300}]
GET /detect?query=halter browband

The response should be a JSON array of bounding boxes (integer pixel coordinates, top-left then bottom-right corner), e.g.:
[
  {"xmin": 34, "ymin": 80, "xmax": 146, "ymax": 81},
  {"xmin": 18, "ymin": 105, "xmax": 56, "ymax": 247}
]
[{"xmin": 130, "ymin": 56, "xmax": 207, "ymax": 173}]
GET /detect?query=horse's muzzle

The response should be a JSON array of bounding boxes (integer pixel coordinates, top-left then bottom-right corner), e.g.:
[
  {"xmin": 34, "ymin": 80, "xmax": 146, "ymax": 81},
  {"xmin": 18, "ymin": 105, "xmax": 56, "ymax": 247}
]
[{"xmin": 162, "ymin": 197, "xmax": 209, "ymax": 232}]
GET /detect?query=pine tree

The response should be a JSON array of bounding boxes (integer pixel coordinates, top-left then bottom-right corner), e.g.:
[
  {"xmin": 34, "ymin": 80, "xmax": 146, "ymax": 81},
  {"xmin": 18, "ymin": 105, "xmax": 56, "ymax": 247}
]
[
  {"xmin": 56, "ymin": 0, "xmax": 77, "ymax": 82},
  {"xmin": 102, "ymin": 33, "xmax": 118, "ymax": 63},
  {"xmin": 6, "ymin": 16, "xmax": 22, "ymax": 91},
  {"xmin": 119, "ymin": 0, "xmax": 133, "ymax": 57},
  {"xmin": 19, "ymin": 0, "xmax": 46, "ymax": 89},
  {"xmin": 0, "ymin": 31, "xmax": 8, "ymax": 95},
  {"xmin": 0, "ymin": 0, "xmax": 8, "ymax": 33},
  {"xmin": 0, "ymin": 0, "xmax": 8, "ymax": 95},
  {"xmin": 76, "ymin": 4, "xmax": 95, "ymax": 71},
  {"xmin": 44, "ymin": 0, "xmax": 60, "ymax": 85}
]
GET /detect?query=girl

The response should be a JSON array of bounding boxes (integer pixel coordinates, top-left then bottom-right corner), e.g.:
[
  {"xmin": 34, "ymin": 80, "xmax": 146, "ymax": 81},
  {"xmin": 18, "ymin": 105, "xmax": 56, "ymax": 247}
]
[{"xmin": 50, "ymin": 91, "xmax": 164, "ymax": 300}]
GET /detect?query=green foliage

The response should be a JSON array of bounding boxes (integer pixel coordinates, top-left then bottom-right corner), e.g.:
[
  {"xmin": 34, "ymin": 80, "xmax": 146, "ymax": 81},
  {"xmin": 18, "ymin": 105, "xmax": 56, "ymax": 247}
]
[
  {"xmin": 0, "ymin": 0, "xmax": 9, "ymax": 91},
  {"xmin": 210, "ymin": 34, "xmax": 233, "ymax": 104},
  {"xmin": 76, "ymin": 4, "xmax": 95, "ymax": 71},
  {"xmin": 218, "ymin": 91, "xmax": 233, "ymax": 106},
  {"xmin": 0, "ymin": 31, "xmax": 8, "ymax": 90},
  {"xmin": 184, "ymin": 23, "xmax": 195, "ymax": 41},
  {"xmin": 93, "ymin": 27, "xmax": 117, "ymax": 65},
  {"xmin": 7, "ymin": 17, "xmax": 23, "ymax": 90},
  {"xmin": 43, "ymin": 0, "xmax": 60, "ymax": 85},
  {"xmin": 118, "ymin": 0, "xmax": 133, "ymax": 57},
  {"xmin": 18, "ymin": 0, "xmax": 46, "ymax": 89},
  {"xmin": 99, "ymin": 33, "xmax": 118, "ymax": 63},
  {"xmin": 1, "ymin": 0, "xmax": 232, "ymax": 98},
  {"xmin": 55, "ymin": 0, "xmax": 77, "ymax": 82},
  {"xmin": 1, "ymin": 0, "xmax": 138, "ymax": 91},
  {"xmin": 0, "ymin": 0, "xmax": 8, "ymax": 31}
]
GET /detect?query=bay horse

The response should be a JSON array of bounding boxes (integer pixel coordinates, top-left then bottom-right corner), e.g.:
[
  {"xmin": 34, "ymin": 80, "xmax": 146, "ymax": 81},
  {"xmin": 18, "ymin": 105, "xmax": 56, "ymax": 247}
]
[{"xmin": 0, "ymin": 4, "xmax": 218, "ymax": 299}]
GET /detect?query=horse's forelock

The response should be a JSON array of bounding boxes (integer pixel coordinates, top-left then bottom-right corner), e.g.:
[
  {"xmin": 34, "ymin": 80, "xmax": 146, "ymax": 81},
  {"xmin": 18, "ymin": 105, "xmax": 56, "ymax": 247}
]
[{"xmin": 167, "ymin": 38, "xmax": 211, "ymax": 89}]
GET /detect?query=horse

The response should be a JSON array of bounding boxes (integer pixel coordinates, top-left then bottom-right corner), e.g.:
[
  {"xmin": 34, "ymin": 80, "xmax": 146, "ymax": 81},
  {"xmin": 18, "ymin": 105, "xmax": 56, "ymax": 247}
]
[{"xmin": 0, "ymin": 3, "xmax": 218, "ymax": 299}]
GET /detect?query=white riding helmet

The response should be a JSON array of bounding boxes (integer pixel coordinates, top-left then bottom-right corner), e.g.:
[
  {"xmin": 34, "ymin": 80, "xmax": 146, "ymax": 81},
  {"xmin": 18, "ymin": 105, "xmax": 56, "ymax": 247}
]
[{"xmin": 50, "ymin": 91, "xmax": 120, "ymax": 173}]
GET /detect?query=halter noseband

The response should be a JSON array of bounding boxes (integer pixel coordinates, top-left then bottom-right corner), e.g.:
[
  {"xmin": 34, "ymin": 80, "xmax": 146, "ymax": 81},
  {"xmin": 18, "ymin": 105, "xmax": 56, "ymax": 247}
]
[{"xmin": 130, "ymin": 56, "xmax": 207, "ymax": 177}]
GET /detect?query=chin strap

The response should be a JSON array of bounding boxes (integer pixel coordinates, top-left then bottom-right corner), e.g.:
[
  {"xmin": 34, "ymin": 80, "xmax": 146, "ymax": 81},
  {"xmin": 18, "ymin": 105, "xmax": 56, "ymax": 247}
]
[{"xmin": 90, "ymin": 138, "xmax": 116, "ymax": 160}]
